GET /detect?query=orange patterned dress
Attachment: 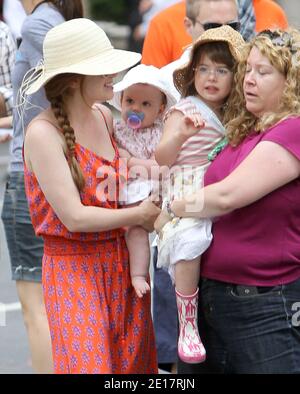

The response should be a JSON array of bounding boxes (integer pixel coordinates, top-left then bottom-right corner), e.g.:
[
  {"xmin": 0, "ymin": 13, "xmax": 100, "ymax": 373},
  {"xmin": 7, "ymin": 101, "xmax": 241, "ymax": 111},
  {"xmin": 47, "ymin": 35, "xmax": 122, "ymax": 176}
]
[{"xmin": 24, "ymin": 135, "xmax": 157, "ymax": 374}]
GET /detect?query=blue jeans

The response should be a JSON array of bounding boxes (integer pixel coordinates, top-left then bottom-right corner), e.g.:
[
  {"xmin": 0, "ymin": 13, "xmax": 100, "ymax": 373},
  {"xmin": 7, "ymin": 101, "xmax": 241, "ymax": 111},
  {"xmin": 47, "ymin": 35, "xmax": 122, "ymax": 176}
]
[
  {"xmin": 152, "ymin": 247, "xmax": 178, "ymax": 364},
  {"xmin": 1, "ymin": 171, "xmax": 43, "ymax": 282},
  {"xmin": 178, "ymin": 277, "xmax": 300, "ymax": 374}
]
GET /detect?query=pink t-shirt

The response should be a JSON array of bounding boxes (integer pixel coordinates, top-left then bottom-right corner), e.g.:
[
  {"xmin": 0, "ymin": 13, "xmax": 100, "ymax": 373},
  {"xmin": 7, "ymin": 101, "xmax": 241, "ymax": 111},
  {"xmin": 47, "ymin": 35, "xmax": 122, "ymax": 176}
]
[{"xmin": 202, "ymin": 117, "xmax": 300, "ymax": 286}]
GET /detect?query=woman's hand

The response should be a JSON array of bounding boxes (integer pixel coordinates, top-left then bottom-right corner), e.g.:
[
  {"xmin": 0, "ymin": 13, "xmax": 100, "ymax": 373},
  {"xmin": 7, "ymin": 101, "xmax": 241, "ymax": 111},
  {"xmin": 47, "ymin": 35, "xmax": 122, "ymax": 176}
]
[
  {"xmin": 139, "ymin": 199, "xmax": 161, "ymax": 232},
  {"xmin": 154, "ymin": 208, "xmax": 172, "ymax": 233}
]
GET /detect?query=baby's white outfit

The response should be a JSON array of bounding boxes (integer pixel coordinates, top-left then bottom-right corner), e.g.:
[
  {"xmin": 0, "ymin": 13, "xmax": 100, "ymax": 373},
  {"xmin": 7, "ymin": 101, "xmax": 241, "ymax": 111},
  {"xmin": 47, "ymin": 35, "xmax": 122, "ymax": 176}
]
[{"xmin": 113, "ymin": 119, "xmax": 162, "ymax": 204}]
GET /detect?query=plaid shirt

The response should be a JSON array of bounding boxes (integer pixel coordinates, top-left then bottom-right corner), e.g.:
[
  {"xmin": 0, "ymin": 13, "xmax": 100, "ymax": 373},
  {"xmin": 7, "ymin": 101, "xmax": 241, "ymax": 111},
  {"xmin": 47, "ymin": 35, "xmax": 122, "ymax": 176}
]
[
  {"xmin": 238, "ymin": 0, "xmax": 256, "ymax": 41},
  {"xmin": 0, "ymin": 21, "xmax": 16, "ymax": 115}
]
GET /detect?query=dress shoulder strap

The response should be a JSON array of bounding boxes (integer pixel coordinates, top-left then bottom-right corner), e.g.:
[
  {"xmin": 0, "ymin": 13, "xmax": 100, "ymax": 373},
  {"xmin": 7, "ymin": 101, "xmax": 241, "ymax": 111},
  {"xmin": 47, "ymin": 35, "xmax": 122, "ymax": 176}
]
[{"xmin": 96, "ymin": 106, "xmax": 110, "ymax": 133}]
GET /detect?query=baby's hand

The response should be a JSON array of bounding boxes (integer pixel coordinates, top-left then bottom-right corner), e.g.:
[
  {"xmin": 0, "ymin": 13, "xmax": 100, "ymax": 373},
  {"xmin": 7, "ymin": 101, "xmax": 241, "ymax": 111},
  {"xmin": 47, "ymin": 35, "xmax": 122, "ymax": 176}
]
[{"xmin": 132, "ymin": 277, "xmax": 151, "ymax": 298}]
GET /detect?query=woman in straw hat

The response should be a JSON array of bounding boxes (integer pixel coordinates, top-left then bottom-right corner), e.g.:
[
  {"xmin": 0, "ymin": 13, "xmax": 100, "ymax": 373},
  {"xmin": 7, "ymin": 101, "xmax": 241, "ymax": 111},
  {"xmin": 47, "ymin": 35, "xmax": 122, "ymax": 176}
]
[
  {"xmin": 155, "ymin": 25, "xmax": 245, "ymax": 364},
  {"xmin": 1, "ymin": 0, "xmax": 83, "ymax": 374},
  {"xmin": 156, "ymin": 28, "xmax": 300, "ymax": 374},
  {"xmin": 21, "ymin": 18, "xmax": 160, "ymax": 374}
]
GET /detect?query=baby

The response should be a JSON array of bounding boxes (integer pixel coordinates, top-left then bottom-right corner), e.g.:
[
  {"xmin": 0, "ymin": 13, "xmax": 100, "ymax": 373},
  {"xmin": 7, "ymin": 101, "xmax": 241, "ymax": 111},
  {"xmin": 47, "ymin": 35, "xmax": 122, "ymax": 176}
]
[{"xmin": 109, "ymin": 64, "xmax": 177, "ymax": 297}]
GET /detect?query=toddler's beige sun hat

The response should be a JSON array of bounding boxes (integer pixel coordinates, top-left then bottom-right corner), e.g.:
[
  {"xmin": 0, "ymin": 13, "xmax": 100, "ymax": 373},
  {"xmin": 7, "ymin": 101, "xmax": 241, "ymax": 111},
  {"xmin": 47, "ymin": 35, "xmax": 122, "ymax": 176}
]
[
  {"xmin": 173, "ymin": 25, "xmax": 245, "ymax": 95},
  {"xmin": 25, "ymin": 18, "xmax": 142, "ymax": 95}
]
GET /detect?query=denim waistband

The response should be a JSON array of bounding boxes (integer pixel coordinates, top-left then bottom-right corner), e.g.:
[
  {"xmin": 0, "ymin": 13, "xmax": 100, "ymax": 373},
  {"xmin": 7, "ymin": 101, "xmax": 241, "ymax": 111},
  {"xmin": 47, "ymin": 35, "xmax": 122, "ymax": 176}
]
[{"xmin": 202, "ymin": 278, "xmax": 278, "ymax": 295}]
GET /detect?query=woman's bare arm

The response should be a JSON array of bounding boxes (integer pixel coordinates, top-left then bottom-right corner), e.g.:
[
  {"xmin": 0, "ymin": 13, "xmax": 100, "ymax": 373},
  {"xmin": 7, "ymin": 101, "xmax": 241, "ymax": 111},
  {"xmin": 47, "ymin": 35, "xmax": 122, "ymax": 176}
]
[
  {"xmin": 171, "ymin": 140, "xmax": 300, "ymax": 218},
  {"xmin": 24, "ymin": 120, "xmax": 160, "ymax": 233},
  {"xmin": 155, "ymin": 110, "xmax": 204, "ymax": 167}
]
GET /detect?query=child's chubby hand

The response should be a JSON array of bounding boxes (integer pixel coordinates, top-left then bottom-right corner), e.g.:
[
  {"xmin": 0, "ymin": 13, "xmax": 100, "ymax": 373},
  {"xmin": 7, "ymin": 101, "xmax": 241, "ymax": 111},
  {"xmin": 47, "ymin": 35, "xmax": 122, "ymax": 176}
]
[{"xmin": 179, "ymin": 113, "xmax": 205, "ymax": 141}]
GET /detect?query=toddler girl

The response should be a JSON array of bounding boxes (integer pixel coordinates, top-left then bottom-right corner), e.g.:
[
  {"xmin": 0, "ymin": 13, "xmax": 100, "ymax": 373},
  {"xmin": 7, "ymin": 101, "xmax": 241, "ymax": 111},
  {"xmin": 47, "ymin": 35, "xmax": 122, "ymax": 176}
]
[{"xmin": 155, "ymin": 26, "xmax": 245, "ymax": 363}]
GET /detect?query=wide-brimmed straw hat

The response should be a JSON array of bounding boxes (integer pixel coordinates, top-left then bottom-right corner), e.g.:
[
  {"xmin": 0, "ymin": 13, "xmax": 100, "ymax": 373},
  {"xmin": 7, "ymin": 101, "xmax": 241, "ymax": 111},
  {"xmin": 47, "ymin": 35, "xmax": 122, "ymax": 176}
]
[
  {"xmin": 174, "ymin": 25, "xmax": 245, "ymax": 95},
  {"xmin": 109, "ymin": 64, "xmax": 177, "ymax": 113},
  {"xmin": 25, "ymin": 18, "xmax": 142, "ymax": 95}
]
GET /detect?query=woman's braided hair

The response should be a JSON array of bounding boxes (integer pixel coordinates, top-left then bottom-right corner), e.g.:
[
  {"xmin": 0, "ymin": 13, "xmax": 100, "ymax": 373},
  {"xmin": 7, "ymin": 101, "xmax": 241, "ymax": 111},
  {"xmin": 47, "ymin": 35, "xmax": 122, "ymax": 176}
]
[{"xmin": 45, "ymin": 73, "xmax": 85, "ymax": 192}]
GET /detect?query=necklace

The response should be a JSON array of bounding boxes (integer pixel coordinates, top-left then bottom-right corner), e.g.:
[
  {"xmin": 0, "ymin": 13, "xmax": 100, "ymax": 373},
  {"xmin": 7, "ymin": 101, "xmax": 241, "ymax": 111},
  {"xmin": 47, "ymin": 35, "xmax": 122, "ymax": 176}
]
[{"xmin": 207, "ymin": 137, "xmax": 228, "ymax": 161}]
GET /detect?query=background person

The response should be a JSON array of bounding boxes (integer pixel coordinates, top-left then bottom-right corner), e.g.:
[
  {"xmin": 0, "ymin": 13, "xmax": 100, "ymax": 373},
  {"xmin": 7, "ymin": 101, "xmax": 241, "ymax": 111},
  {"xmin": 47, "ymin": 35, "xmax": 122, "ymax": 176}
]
[
  {"xmin": 141, "ymin": 0, "xmax": 254, "ymax": 68},
  {"xmin": 0, "ymin": 20, "xmax": 15, "ymax": 134},
  {"xmin": 141, "ymin": 0, "xmax": 191, "ymax": 67},
  {"xmin": 142, "ymin": 0, "xmax": 289, "ymax": 69},
  {"xmin": 134, "ymin": 0, "xmax": 181, "ymax": 46}
]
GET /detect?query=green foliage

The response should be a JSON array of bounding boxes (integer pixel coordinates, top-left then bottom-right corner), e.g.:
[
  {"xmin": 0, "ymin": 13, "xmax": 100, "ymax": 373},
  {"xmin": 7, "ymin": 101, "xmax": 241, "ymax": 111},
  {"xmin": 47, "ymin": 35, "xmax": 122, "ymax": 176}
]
[{"xmin": 89, "ymin": 0, "xmax": 126, "ymax": 24}]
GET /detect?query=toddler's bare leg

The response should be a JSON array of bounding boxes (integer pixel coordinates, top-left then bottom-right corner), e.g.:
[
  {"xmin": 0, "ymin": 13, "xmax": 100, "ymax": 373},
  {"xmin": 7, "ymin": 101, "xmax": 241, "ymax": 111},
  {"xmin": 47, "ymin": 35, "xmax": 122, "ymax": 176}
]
[
  {"xmin": 175, "ymin": 258, "xmax": 200, "ymax": 296},
  {"xmin": 126, "ymin": 226, "xmax": 151, "ymax": 298}
]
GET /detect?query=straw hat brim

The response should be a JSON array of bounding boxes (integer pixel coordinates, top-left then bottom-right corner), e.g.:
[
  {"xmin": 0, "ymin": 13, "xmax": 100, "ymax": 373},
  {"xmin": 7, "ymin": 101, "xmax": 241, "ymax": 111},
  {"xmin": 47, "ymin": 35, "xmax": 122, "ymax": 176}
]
[
  {"xmin": 26, "ymin": 49, "xmax": 141, "ymax": 95},
  {"xmin": 173, "ymin": 26, "xmax": 245, "ymax": 96},
  {"xmin": 190, "ymin": 37, "xmax": 242, "ymax": 63}
]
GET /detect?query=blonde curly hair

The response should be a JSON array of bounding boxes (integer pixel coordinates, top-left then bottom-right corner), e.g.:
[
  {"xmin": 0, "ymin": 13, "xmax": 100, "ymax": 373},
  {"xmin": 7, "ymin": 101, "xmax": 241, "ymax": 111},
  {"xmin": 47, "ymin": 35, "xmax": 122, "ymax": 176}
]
[{"xmin": 224, "ymin": 28, "xmax": 300, "ymax": 146}]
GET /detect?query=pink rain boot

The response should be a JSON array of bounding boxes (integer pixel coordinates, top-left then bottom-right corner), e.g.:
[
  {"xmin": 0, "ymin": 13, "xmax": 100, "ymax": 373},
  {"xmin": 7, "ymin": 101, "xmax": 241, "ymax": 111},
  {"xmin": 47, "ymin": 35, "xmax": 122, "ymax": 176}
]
[{"xmin": 176, "ymin": 288, "xmax": 206, "ymax": 364}]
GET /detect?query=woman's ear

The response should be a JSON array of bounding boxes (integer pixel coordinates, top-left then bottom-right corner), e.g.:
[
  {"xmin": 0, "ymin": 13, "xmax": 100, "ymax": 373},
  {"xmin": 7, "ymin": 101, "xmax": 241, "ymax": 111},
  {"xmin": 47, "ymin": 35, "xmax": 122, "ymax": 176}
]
[
  {"xmin": 69, "ymin": 77, "xmax": 81, "ymax": 89},
  {"xmin": 184, "ymin": 17, "xmax": 194, "ymax": 37}
]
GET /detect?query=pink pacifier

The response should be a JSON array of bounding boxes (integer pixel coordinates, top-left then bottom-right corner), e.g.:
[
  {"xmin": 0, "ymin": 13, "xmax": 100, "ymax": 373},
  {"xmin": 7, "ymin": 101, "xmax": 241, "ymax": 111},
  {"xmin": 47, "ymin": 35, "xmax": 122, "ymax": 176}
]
[{"xmin": 126, "ymin": 111, "xmax": 145, "ymax": 129}]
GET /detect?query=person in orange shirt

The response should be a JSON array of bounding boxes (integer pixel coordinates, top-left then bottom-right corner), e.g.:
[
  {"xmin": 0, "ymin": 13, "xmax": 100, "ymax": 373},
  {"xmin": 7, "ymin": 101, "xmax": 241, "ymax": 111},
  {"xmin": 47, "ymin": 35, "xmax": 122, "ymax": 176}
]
[
  {"xmin": 141, "ymin": 0, "xmax": 288, "ymax": 68},
  {"xmin": 141, "ymin": 1, "xmax": 190, "ymax": 68},
  {"xmin": 141, "ymin": 0, "xmax": 255, "ymax": 68},
  {"xmin": 253, "ymin": 0, "xmax": 288, "ymax": 32}
]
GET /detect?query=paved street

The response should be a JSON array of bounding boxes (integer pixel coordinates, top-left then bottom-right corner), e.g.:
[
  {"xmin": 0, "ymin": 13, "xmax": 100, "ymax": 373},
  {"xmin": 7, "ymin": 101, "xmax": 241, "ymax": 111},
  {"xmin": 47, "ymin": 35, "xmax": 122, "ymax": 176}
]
[{"xmin": 0, "ymin": 137, "xmax": 32, "ymax": 374}]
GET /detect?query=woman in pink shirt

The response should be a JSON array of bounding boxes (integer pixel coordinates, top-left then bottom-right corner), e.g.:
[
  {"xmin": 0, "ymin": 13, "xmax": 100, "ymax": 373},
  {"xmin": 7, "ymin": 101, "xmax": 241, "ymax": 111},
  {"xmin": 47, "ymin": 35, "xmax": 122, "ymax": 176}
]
[{"xmin": 155, "ymin": 28, "xmax": 300, "ymax": 374}]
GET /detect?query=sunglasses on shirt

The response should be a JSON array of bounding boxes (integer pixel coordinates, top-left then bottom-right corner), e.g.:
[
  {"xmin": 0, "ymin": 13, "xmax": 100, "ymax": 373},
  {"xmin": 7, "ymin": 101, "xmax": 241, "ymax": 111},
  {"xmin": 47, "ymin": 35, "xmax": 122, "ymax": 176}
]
[{"xmin": 194, "ymin": 20, "xmax": 241, "ymax": 32}]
